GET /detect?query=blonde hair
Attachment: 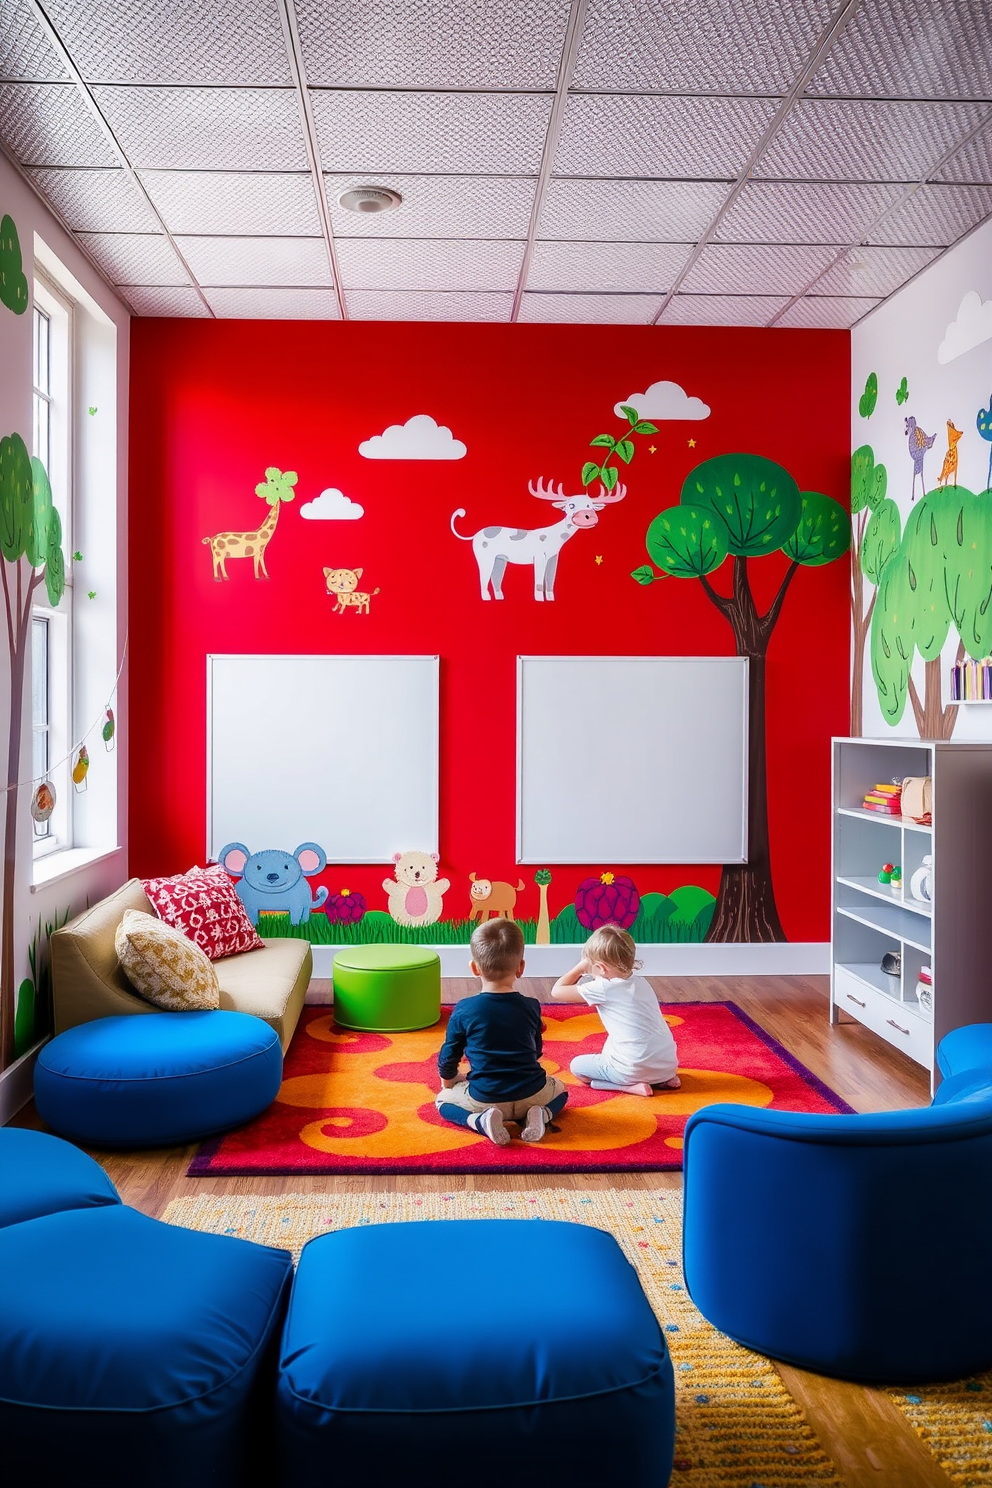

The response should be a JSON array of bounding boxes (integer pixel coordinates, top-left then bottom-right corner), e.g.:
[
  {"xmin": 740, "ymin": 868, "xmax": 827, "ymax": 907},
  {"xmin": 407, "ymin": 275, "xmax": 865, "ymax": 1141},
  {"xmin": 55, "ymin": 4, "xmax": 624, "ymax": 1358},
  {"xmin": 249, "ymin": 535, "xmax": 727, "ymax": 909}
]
[
  {"xmin": 585, "ymin": 924, "xmax": 642, "ymax": 977},
  {"xmin": 471, "ymin": 919, "xmax": 524, "ymax": 979}
]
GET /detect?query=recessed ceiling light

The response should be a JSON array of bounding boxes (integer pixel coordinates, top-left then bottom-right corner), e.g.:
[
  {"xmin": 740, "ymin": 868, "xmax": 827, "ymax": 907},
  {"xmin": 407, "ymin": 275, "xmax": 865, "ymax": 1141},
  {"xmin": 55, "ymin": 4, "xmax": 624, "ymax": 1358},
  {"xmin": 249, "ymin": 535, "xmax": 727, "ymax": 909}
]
[{"xmin": 337, "ymin": 188, "xmax": 402, "ymax": 215}]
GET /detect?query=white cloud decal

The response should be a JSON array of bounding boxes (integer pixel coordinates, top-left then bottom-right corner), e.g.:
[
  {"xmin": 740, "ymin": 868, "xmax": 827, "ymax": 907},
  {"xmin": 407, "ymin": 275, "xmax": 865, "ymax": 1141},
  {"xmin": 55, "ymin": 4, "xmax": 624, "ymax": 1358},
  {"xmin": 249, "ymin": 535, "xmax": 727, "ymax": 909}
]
[
  {"xmin": 938, "ymin": 290, "xmax": 992, "ymax": 365},
  {"xmin": 614, "ymin": 379, "xmax": 711, "ymax": 421},
  {"xmin": 300, "ymin": 488, "xmax": 364, "ymax": 521},
  {"xmin": 359, "ymin": 413, "xmax": 467, "ymax": 460}
]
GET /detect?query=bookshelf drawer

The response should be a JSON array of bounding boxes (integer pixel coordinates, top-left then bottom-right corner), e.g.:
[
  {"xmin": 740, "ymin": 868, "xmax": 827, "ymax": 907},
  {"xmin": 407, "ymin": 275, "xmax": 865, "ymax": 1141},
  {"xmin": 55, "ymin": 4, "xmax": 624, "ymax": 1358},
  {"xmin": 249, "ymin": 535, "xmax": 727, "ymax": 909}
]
[{"xmin": 834, "ymin": 968, "xmax": 933, "ymax": 1068}]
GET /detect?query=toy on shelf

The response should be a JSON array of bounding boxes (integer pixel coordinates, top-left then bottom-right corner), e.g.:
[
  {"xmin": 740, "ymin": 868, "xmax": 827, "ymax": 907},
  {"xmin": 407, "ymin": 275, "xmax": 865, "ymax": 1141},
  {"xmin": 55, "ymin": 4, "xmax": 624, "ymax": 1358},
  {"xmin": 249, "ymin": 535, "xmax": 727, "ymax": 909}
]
[
  {"xmin": 909, "ymin": 855, "xmax": 933, "ymax": 903},
  {"xmin": 916, "ymin": 964, "xmax": 933, "ymax": 1015},
  {"xmin": 863, "ymin": 780, "xmax": 901, "ymax": 816},
  {"xmin": 877, "ymin": 863, "xmax": 902, "ymax": 894}
]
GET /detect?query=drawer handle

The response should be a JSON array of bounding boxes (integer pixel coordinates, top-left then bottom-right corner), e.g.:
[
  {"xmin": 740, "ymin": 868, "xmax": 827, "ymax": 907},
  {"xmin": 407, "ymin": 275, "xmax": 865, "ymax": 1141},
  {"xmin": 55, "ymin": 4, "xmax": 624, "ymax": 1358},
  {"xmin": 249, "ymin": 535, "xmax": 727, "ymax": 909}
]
[
  {"xmin": 846, "ymin": 993, "xmax": 866, "ymax": 1008},
  {"xmin": 886, "ymin": 1019, "xmax": 910, "ymax": 1036}
]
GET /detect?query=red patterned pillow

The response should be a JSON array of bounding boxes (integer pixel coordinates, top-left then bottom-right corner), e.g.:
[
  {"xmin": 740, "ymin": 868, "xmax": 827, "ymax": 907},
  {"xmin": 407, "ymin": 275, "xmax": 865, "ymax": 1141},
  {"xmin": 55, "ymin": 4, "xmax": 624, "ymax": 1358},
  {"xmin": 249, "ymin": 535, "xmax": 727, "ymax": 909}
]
[{"xmin": 142, "ymin": 864, "xmax": 264, "ymax": 961}]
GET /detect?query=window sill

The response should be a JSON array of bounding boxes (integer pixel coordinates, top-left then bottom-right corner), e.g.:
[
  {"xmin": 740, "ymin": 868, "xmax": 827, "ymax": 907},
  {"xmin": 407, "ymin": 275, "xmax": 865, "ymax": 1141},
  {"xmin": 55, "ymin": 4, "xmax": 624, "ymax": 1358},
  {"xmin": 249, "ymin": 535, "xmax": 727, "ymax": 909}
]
[{"xmin": 31, "ymin": 845, "xmax": 123, "ymax": 891}]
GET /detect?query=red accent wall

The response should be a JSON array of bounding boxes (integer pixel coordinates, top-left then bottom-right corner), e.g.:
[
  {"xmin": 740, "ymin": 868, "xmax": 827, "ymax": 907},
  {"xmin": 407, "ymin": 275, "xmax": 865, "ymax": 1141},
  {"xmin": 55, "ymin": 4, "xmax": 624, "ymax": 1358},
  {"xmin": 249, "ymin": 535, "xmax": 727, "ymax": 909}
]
[{"xmin": 128, "ymin": 319, "xmax": 850, "ymax": 941}]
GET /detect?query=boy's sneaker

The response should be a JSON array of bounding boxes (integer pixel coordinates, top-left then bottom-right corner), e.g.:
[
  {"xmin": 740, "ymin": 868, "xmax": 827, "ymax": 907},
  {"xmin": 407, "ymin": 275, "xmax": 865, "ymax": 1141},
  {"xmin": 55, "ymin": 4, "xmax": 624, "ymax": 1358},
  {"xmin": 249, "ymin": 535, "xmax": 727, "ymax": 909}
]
[
  {"xmin": 474, "ymin": 1106, "xmax": 511, "ymax": 1147},
  {"xmin": 520, "ymin": 1105, "xmax": 550, "ymax": 1143}
]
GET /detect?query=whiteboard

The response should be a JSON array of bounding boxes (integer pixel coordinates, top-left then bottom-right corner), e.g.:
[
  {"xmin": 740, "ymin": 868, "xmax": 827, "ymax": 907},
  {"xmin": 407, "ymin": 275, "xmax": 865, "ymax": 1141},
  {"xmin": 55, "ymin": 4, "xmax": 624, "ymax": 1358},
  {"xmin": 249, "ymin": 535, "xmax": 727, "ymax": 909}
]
[
  {"xmin": 516, "ymin": 656, "xmax": 748, "ymax": 864},
  {"xmin": 207, "ymin": 655, "xmax": 439, "ymax": 863}
]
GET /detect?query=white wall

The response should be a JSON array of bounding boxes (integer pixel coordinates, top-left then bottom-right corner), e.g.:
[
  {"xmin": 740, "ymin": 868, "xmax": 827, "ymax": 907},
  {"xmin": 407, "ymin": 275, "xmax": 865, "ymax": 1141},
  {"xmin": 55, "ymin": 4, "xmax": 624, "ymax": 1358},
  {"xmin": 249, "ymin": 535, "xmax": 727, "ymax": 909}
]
[{"xmin": 851, "ymin": 218, "xmax": 992, "ymax": 739}]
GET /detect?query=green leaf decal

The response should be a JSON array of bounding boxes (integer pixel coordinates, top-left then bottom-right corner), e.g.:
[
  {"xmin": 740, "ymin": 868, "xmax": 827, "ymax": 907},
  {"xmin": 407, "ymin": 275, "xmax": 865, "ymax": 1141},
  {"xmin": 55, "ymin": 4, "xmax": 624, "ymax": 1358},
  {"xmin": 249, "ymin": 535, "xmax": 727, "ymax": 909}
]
[
  {"xmin": 589, "ymin": 433, "xmax": 615, "ymax": 449},
  {"xmin": 0, "ymin": 214, "xmax": 29, "ymax": 316},
  {"xmin": 619, "ymin": 405, "xmax": 640, "ymax": 426},
  {"xmin": 581, "ymin": 460, "xmax": 601, "ymax": 487},
  {"xmin": 858, "ymin": 372, "xmax": 878, "ymax": 419},
  {"xmin": 634, "ymin": 420, "xmax": 658, "ymax": 435},
  {"xmin": 895, "ymin": 376, "xmax": 909, "ymax": 406},
  {"xmin": 614, "ymin": 439, "xmax": 634, "ymax": 464},
  {"xmin": 630, "ymin": 564, "xmax": 656, "ymax": 585},
  {"xmin": 600, "ymin": 464, "xmax": 618, "ymax": 491}
]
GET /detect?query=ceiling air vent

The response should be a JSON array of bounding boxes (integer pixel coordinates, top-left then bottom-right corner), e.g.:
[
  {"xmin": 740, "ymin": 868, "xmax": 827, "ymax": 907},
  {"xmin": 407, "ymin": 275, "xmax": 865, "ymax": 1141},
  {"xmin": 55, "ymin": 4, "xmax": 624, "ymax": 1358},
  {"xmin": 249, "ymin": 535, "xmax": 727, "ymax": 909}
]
[{"xmin": 337, "ymin": 188, "xmax": 402, "ymax": 214}]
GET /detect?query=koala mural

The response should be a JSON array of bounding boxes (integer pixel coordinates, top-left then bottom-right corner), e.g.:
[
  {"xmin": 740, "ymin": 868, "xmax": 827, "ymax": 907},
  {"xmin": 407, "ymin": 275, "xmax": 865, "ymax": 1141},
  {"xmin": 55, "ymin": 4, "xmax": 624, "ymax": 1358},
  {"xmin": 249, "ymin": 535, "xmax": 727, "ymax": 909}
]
[
  {"xmin": 218, "ymin": 841, "xmax": 329, "ymax": 925},
  {"xmin": 468, "ymin": 874, "xmax": 526, "ymax": 923},
  {"xmin": 383, "ymin": 851, "xmax": 450, "ymax": 927}
]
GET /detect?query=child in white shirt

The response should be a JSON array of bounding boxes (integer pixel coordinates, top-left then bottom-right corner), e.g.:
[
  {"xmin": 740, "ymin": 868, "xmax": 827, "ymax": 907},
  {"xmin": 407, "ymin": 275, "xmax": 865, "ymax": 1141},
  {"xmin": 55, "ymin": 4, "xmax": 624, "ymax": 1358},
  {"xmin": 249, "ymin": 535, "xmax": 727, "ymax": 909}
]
[{"xmin": 551, "ymin": 923, "xmax": 680, "ymax": 1098}]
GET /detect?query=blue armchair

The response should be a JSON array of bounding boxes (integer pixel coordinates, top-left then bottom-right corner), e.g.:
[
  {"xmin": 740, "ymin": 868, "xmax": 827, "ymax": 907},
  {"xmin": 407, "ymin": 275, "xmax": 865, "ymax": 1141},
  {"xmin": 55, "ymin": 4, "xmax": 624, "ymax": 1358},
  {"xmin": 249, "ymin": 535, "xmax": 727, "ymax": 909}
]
[{"xmin": 682, "ymin": 1024, "xmax": 992, "ymax": 1383}]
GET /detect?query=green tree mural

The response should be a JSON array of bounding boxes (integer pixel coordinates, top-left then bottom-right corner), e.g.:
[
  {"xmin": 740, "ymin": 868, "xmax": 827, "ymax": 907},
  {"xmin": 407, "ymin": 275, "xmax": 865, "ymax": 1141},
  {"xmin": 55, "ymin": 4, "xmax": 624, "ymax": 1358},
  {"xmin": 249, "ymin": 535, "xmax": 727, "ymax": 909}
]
[
  {"xmin": 850, "ymin": 446, "xmax": 900, "ymax": 735},
  {"xmin": 0, "ymin": 215, "xmax": 28, "ymax": 315},
  {"xmin": 1, "ymin": 434, "xmax": 64, "ymax": 1067},
  {"xmin": 871, "ymin": 486, "xmax": 992, "ymax": 740},
  {"xmin": 632, "ymin": 454, "xmax": 849, "ymax": 942}
]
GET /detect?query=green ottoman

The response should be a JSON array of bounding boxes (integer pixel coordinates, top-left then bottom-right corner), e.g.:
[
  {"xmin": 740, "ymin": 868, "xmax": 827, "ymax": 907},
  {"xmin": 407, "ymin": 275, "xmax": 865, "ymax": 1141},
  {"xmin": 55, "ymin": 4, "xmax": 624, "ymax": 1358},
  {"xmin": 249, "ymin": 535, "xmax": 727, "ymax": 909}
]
[{"xmin": 332, "ymin": 946, "xmax": 441, "ymax": 1032}]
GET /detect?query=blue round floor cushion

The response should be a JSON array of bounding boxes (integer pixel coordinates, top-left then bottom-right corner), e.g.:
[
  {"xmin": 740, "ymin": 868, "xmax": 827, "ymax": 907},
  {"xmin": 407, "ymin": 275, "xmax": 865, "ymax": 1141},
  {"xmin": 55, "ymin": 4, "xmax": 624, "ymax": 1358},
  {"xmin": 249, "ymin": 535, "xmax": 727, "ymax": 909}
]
[
  {"xmin": 34, "ymin": 1011, "xmax": 282, "ymax": 1147},
  {"xmin": 0, "ymin": 1128, "xmax": 120, "ymax": 1229}
]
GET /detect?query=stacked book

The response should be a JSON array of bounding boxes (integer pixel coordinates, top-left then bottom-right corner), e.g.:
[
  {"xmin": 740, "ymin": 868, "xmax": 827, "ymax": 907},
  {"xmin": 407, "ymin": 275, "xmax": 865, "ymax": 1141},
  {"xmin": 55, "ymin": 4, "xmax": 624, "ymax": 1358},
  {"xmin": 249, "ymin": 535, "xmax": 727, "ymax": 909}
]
[
  {"xmin": 862, "ymin": 781, "xmax": 902, "ymax": 816},
  {"xmin": 950, "ymin": 657, "xmax": 992, "ymax": 700}
]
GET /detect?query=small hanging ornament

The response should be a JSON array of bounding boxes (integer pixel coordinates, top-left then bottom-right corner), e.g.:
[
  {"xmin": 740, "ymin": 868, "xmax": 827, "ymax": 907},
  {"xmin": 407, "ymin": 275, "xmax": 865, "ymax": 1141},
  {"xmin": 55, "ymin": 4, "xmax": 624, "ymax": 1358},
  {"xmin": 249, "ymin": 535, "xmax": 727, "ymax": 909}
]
[
  {"xmin": 31, "ymin": 780, "xmax": 56, "ymax": 823},
  {"xmin": 102, "ymin": 707, "xmax": 116, "ymax": 751},
  {"xmin": 72, "ymin": 745, "xmax": 89, "ymax": 792}
]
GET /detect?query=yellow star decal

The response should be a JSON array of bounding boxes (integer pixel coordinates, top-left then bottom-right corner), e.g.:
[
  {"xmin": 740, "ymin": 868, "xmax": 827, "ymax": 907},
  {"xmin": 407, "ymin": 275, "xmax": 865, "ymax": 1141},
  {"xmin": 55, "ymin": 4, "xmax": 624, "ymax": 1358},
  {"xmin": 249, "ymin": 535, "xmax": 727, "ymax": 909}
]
[
  {"xmin": 595, "ymin": 555, "xmax": 603, "ymax": 565},
  {"xmin": 688, "ymin": 438, "xmax": 697, "ymax": 448},
  {"xmin": 648, "ymin": 444, "xmax": 657, "ymax": 454}
]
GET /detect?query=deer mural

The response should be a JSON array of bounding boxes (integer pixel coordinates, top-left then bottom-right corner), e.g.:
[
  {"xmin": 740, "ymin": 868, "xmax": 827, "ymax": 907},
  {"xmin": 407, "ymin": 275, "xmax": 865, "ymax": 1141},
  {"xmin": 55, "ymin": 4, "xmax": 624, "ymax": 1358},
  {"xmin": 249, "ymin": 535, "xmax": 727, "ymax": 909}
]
[
  {"xmin": 203, "ymin": 467, "xmax": 296, "ymax": 580},
  {"xmin": 450, "ymin": 478, "xmax": 626, "ymax": 601}
]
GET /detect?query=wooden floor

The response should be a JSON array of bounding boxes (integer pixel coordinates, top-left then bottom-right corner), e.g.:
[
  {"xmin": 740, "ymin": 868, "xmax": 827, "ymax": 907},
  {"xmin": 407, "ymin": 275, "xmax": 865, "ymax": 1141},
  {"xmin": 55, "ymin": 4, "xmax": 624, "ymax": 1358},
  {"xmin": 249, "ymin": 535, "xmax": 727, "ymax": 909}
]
[{"xmin": 14, "ymin": 975, "xmax": 950, "ymax": 1487}]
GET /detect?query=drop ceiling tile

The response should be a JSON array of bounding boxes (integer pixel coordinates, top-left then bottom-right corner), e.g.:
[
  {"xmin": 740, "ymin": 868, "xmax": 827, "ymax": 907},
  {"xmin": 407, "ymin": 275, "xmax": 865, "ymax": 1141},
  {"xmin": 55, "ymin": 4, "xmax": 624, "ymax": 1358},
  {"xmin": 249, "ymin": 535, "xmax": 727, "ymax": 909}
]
[
  {"xmin": 527, "ymin": 239, "xmax": 690, "ymax": 292},
  {"xmin": 310, "ymin": 89, "xmax": 553, "ymax": 174},
  {"xmin": 539, "ymin": 178, "xmax": 728, "ymax": 241},
  {"xmin": 175, "ymin": 235, "xmax": 332, "ymax": 287},
  {"xmin": 0, "ymin": 0, "xmax": 67, "ymax": 81},
  {"xmin": 554, "ymin": 94, "xmax": 779, "ymax": 179},
  {"xmin": 573, "ymin": 0, "xmax": 834, "ymax": 95},
  {"xmin": 296, "ymin": 0, "xmax": 569, "ymax": 89},
  {"xmin": 776, "ymin": 296, "xmax": 881, "ymax": 328},
  {"xmin": 25, "ymin": 165, "xmax": 158, "ymax": 231},
  {"xmin": 204, "ymin": 288, "xmax": 340, "ymax": 319},
  {"xmin": 807, "ymin": 0, "xmax": 992, "ymax": 102},
  {"xmin": 337, "ymin": 238, "xmax": 524, "ymax": 291},
  {"xmin": 75, "ymin": 231, "xmax": 188, "ymax": 286},
  {"xmin": 140, "ymin": 171, "xmax": 321, "ymax": 237},
  {"xmin": 658, "ymin": 295, "xmax": 790, "ymax": 326},
  {"xmin": 0, "ymin": 81, "xmax": 117, "ymax": 165},
  {"xmin": 936, "ymin": 120, "xmax": 992, "ymax": 184},
  {"xmin": 347, "ymin": 290, "xmax": 513, "ymax": 321},
  {"xmin": 681, "ymin": 242, "xmax": 838, "ymax": 295},
  {"xmin": 867, "ymin": 184, "xmax": 992, "ymax": 246},
  {"xmin": 518, "ymin": 292, "xmax": 664, "ymax": 323},
  {"xmin": 758, "ymin": 98, "xmax": 989, "ymax": 183},
  {"xmin": 813, "ymin": 245, "xmax": 940, "ymax": 296},
  {"xmin": 325, "ymin": 173, "xmax": 536, "ymax": 239},
  {"xmin": 92, "ymin": 86, "xmax": 308, "ymax": 170},
  {"xmin": 39, "ymin": 0, "xmax": 292, "ymax": 85},
  {"xmin": 714, "ymin": 181, "xmax": 905, "ymax": 245},
  {"xmin": 122, "ymin": 285, "xmax": 210, "ymax": 317}
]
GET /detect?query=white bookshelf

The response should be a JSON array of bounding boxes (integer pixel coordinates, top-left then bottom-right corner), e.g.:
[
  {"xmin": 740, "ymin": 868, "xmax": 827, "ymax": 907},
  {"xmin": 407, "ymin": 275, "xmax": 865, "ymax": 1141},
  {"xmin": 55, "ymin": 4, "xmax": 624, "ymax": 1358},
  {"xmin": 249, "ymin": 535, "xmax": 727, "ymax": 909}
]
[{"xmin": 831, "ymin": 737, "xmax": 992, "ymax": 1087}]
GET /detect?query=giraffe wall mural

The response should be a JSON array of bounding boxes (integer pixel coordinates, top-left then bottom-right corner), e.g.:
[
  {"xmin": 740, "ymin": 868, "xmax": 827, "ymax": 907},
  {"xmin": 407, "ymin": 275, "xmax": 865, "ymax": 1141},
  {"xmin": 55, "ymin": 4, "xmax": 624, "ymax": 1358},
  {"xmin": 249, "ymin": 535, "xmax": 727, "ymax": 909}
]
[{"xmin": 203, "ymin": 466, "xmax": 296, "ymax": 580}]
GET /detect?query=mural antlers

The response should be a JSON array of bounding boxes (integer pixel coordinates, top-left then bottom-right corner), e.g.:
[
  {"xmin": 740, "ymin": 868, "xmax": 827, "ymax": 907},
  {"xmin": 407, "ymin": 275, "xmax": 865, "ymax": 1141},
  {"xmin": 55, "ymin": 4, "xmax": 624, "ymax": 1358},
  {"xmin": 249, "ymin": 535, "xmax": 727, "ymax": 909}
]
[{"xmin": 450, "ymin": 477, "xmax": 626, "ymax": 600}]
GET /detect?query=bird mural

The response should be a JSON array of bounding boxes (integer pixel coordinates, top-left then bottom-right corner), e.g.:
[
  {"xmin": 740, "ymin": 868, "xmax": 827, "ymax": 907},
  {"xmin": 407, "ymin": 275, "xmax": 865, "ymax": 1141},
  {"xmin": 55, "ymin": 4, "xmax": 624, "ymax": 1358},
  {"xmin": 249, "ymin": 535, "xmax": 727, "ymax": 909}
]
[
  {"xmin": 937, "ymin": 422, "xmax": 963, "ymax": 489},
  {"xmin": 905, "ymin": 416, "xmax": 936, "ymax": 501},
  {"xmin": 978, "ymin": 395, "xmax": 992, "ymax": 493},
  {"xmin": 72, "ymin": 746, "xmax": 89, "ymax": 792},
  {"xmin": 102, "ymin": 707, "xmax": 115, "ymax": 751}
]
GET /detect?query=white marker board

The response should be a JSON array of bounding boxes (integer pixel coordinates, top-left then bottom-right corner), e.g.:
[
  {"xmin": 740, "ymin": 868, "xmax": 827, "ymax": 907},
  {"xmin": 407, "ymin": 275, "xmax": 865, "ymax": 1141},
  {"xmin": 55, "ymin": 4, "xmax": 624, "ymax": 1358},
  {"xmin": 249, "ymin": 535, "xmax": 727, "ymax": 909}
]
[
  {"xmin": 208, "ymin": 655, "xmax": 439, "ymax": 863},
  {"xmin": 516, "ymin": 656, "xmax": 748, "ymax": 864}
]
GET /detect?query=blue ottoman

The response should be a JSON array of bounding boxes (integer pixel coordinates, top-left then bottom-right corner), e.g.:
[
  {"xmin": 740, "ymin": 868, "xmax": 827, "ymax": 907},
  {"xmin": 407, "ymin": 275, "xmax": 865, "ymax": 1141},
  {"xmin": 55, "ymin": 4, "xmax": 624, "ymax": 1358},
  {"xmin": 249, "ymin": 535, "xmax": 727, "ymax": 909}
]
[
  {"xmin": 34, "ymin": 1010, "xmax": 282, "ymax": 1147},
  {"xmin": 0, "ymin": 1205, "xmax": 292, "ymax": 1486},
  {"xmin": 0, "ymin": 1128, "xmax": 120, "ymax": 1228},
  {"xmin": 276, "ymin": 1219, "xmax": 675, "ymax": 1485}
]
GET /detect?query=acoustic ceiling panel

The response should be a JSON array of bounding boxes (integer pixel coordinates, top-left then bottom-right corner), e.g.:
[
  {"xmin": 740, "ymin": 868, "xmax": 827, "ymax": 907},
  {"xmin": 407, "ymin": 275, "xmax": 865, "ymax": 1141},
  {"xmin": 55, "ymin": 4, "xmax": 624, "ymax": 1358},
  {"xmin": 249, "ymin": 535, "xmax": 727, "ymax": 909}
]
[
  {"xmin": 140, "ymin": 170, "xmax": 322, "ymax": 237},
  {"xmin": 204, "ymin": 287, "xmax": 340, "ymax": 319},
  {"xmin": 714, "ymin": 180, "xmax": 905, "ymax": 246},
  {"xmin": 295, "ymin": 0, "xmax": 569, "ymax": 89},
  {"xmin": 122, "ymin": 284, "xmax": 210, "ymax": 317},
  {"xmin": 573, "ymin": 0, "xmax": 834, "ymax": 95},
  {"xmin": 175, "ymin": 235, "xmax": 333, "ymax": 287},
  {"xmin": 658, "ymin": 295, "xmax": 790, "ymax": 326},
  {"xmin": 324, "ymin": 173, "xmax": 537, "ymax": 239},
  {"xmin": 39, "ymin": 0, "xmax": 293, "ymax": 85},
  {"xmin": 813, "ymin": 244, "xmax": 940, "ymax": 297},
  {"xmin": 336, "ymin": 237, "xmax": 525, "ymax": 291},
  {"xmin": 807, "ymin": 0, "xmax": 992, "ymax": 102},
  {"xmin": 347, "ymin": 290, "xmax": 513, "ymax": 321},
  {"xmin": 91, "ymin": 85, "xmax": 309, "ymax": 170},
  {"xmin": 538, "ymin": 177, "xmax": 729, "ymax": 242},
  {"xmin": 518, "ymin": 292, "xmax": 664, "ymax": 323},
  {"xmin": 25, "ymin": 165, "xmax": 158, "ymax": 232},
  {"xmin": 553, "ymin": 94, "xmax": 779, "ymax": 179},
  {"xmin": 75, "ymin": 230, "xmax": 188, "ymax": 286},
  {"xmin": 527, "ymin": 239, "xmax": 690, "ymax": 292},
  {"xmin": 759, "ymin": 98, "xmax": 989, "ymax": 183},
  {"xmin": 775, "ymin": 295, "xmax": 881, "ymax": 328},
  {"xmin": 868, "ymin": 183, "xmax": 992, "ymax": 247},
  {"xmin": 936, "ymin": 120, "xmax": 992, "ymax": 184},
  {"xmin": 681, "ymin": 242, "xmax": 838, "ymax": 295},
  {"xmin": 0, "ymin": 0, "xmax": 67, "ymax": 81},
  {"xmin": 0, "ymin": 81, "xmax": 117, "ymax": 165},
  {"xmin": 310, "ymin": 89, "xmax": 553, "ymax": 174}
]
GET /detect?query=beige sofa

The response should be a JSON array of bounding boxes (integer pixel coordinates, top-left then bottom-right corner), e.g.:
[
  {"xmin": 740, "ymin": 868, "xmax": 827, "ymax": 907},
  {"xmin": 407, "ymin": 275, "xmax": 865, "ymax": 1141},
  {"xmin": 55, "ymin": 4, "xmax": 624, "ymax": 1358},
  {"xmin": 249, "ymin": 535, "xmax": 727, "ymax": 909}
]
[{"xmin": 51, "ymin": 878, "xmax": 312, "ymax": 1052}]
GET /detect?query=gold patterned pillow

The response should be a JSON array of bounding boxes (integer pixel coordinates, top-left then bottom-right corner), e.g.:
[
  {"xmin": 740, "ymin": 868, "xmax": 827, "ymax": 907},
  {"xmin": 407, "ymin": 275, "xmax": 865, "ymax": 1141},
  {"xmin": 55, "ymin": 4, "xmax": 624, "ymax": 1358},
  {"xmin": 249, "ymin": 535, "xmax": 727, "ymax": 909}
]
[{"xmin": 115, "ymin": 909, "xmax": 220, "ymax": 1011}]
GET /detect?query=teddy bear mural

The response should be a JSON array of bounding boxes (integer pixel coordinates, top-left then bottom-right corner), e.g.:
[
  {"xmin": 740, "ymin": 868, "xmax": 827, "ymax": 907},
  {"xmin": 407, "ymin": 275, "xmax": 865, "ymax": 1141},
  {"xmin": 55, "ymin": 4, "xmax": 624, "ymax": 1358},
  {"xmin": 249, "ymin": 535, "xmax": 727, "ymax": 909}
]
[
  {"xmin": 219, "ymin": 841, "xmax": 329, "ymax": 925},
  {"xmin": 383, "ymin": 851, "xmax": 450, "ymax": 927}
]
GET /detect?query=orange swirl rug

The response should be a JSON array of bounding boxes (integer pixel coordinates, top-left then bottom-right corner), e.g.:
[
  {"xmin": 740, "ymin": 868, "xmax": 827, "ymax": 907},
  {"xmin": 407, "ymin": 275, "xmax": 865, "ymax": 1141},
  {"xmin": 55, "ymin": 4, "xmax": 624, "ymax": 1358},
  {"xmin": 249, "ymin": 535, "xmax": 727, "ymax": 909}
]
[{"xmin": 189, "ymin": 1002, "xmax": 853, "ymax": 1176}]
